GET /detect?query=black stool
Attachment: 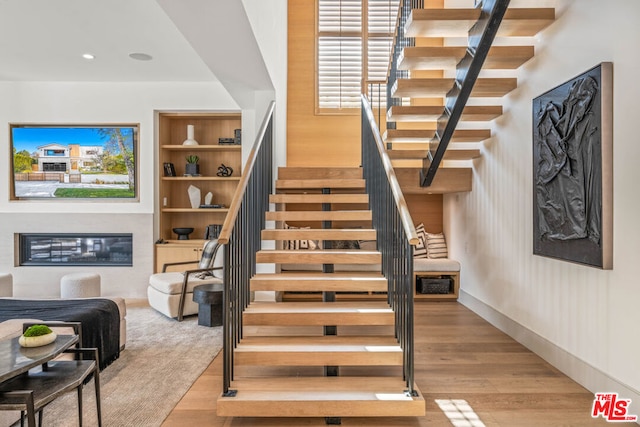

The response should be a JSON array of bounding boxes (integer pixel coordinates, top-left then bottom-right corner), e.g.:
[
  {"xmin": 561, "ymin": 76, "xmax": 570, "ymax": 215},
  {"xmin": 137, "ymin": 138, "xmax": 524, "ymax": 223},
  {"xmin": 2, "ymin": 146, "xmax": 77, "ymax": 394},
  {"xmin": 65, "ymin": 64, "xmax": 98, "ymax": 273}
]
[{"xmin": 192, "ymin": 283, "xmax": 223, "ymax": 327}]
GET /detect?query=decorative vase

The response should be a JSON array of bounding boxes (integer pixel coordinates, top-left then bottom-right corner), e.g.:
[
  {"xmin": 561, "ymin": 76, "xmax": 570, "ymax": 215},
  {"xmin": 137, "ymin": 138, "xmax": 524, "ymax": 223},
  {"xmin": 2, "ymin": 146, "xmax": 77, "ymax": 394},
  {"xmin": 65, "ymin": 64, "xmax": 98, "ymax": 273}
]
[
  {"xmin": 187, "ymin": 185, "xmax": 201, "ymax": 209},
  {"xmin": 182, "ymin": 125, "xmax": 199, "ymax": 146}
]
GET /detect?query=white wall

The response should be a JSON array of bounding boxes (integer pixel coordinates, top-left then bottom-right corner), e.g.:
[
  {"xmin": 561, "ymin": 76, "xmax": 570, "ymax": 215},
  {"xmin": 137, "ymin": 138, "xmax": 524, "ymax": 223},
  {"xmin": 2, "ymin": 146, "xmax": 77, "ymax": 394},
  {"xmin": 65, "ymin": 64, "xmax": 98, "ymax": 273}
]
[
  {"xmin": 0, "ymin": 81, "xmax": 239, "ymax": 298},
  {"xmin": 447, "ymin": 0, "xmax": 640, "ymax": 413}
]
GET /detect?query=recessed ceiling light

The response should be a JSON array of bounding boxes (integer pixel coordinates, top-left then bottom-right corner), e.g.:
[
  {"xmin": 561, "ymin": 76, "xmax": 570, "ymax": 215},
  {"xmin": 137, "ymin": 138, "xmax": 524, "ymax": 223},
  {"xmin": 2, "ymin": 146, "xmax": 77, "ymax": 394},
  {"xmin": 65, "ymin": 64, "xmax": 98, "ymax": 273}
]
[
  {"xmin": 82, "ymin": 53, "xmax": 95, "ymax": 60},
  {"xmin": 129, "ymin": 52, "xmax": 153, "ymax": 61}
]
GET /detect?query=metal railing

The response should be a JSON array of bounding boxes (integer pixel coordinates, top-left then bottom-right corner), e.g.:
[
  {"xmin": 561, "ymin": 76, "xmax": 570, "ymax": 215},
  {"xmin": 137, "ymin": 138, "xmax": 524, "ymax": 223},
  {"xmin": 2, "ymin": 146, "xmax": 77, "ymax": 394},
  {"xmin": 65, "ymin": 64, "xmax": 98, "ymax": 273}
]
[
  {"xmin": 361, "ymin": 94, "xmax": 419, "ymax": 394},
  {"xmin": 387, "ymin": 0, "xmax": 422, "ymax": 132},
  {"xmin": 420, "ymin": 0, "xmax": 510, "ymax": 186},
  {"xmin": 218, "ymin": 101, "xmax": 275, "ymax": 395}
]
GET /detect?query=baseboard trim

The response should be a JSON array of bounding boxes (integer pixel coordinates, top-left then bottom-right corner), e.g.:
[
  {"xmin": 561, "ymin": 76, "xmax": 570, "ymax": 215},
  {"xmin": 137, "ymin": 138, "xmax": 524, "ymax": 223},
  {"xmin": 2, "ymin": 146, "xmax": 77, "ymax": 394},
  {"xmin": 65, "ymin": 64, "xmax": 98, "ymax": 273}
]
[{"xmin": 458, "ymin": 289, "xmax": 640, "ymax": 422}]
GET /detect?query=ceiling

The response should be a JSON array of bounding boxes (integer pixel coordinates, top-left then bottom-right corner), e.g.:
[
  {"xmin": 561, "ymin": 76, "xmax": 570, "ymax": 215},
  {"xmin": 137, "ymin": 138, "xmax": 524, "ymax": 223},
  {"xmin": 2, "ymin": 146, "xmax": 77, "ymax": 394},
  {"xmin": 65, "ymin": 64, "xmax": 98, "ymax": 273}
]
[{"xmin": 0, "ymin": 0, "xmax": 216, "ymax": 82}]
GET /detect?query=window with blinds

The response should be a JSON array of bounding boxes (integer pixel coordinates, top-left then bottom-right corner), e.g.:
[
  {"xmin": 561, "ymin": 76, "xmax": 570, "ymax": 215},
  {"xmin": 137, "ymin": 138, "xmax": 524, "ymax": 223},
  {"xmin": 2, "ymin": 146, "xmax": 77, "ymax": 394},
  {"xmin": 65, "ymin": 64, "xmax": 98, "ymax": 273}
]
[{"xmin": 317, "ymin": 0, "xmax": 400, "ymax": 113}]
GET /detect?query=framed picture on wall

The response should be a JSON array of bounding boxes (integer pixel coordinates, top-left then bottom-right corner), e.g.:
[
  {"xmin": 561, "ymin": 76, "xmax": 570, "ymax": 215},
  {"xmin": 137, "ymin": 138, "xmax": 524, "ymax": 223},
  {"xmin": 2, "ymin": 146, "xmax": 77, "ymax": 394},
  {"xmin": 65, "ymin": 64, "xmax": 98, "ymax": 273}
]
[
  {"xmin": 10, "ymin": 124, "xmax": 139, "ymax": 200},
  {"xmin": 532, "ymin": 62, "xmax": 613, "ymax": 269}
]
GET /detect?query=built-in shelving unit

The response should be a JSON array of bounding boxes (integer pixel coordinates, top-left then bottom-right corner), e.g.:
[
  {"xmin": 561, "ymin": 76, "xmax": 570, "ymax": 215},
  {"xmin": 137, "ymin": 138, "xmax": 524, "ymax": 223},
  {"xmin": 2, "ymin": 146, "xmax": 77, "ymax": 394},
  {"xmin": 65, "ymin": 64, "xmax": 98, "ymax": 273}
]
[{"xmin": 155, "ymin": 112, "xmax": 241, "ymax": 272}]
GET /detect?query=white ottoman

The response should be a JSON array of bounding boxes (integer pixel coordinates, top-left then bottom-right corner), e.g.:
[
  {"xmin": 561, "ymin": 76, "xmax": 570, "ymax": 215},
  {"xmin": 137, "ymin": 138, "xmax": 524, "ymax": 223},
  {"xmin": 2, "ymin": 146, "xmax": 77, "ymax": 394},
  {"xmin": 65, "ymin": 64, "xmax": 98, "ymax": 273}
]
[
  {"xmin": 60, "ymin": 273, "xmax": 101, "ymax": 298},
  {"xmin": 0, "ymin": 273, "xmax": 13, "ymax": 297}
]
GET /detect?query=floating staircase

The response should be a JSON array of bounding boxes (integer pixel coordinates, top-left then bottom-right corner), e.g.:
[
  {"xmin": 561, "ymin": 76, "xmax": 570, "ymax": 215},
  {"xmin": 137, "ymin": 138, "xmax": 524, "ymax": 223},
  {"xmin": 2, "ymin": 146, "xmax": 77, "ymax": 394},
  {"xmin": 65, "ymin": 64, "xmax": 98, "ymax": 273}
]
[
  {"xmin": 217, "ymin": 167, "xmax": 425, "ymax": 421},
  {"xmin": 385, "ymin": 1, "xmax": 555, "ymax": 192}
]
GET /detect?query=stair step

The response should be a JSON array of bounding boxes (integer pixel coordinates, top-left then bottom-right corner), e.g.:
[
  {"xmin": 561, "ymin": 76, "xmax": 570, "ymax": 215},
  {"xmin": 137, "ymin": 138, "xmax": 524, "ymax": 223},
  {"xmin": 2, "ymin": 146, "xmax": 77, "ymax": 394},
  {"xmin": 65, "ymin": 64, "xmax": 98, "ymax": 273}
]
[
  {"xmin": 256, "ymin": 249, "xmax": 381, "ymax": 265},
  {"xmin": 391, "ymin": 152, "xmax": 481, "ymax": 168},
  {"xmin": 277, "ymin": 167, "xmax": 362, "ymax": 180},
  {"xmin": 251, "ymin": 272, "xmax": 387, "ymax": 292},
  {"xmin": 235, "ymin": 336, "xmax": 403, "ymax": 366},
  {"xmin": 398, "ymin": 45, "xmax": 534, "ymax": 70},
  {"xmin": 387, "ymin": 105, "xmax": 502, "ymax": 122},
  {"xmin": 392, "ymin": 77, "xmax": 517, "ymax": 98},
  {"xmin": 269, "ymin": 193, "xmax": 369, "ymax": 204},
  {"xmin": 276, "ymin": 179, "xmax": 366, "ymax": 190},
  {"xmin": 217, "ymin": 377, "xmax": 425, "ymax": 417},
  {"xmin": 405, "ymin": 7, "xmax": 555, "ymax": 37},
  {"xmin": 387, "ymin": 149, "xmax": 481, "ymax": 161},
  {"xmin": 395, "ymin": 167, "xmax": 472, "ymax": 193},
  {"xmin": 384, "ymin": 128, "xmax": 491, "ymax": 143},
  {"xmin": 265, "ymin": 210, "xmax": 372, "ymax": 222},
  {"xmin": 262, "ymin": 228, "xmax": 376, "ymax": 241},
  {"xmin": 243, "ymin": 301, "xmax": 394, "ymax": 326}
]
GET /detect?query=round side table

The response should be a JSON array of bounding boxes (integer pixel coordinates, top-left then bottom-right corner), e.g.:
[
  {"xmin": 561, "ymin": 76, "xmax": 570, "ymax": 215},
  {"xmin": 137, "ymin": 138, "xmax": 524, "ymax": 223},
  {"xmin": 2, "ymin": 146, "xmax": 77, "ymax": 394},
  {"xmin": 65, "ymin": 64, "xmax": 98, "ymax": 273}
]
[{"xmin": 192, "ymin": 283, "xmax": 223, "ymax": 327}]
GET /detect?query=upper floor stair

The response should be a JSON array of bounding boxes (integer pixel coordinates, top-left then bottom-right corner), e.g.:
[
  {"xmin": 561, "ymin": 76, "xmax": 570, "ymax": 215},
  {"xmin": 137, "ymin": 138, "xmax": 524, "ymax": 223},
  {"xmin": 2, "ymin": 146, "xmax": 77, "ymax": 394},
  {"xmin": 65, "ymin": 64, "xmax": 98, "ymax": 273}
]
[{"xmin": 384, "ymin": 0, "xmax": 555, "ymax": 192}]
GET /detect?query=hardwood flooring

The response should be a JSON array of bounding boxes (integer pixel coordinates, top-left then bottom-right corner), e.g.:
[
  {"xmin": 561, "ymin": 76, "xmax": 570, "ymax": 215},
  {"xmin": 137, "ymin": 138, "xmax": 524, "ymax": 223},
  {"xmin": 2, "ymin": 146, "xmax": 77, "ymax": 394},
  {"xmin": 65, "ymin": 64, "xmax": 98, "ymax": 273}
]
[{"xmin": 163, "ymin": 302, "xmax": 612, "ymax": 426}]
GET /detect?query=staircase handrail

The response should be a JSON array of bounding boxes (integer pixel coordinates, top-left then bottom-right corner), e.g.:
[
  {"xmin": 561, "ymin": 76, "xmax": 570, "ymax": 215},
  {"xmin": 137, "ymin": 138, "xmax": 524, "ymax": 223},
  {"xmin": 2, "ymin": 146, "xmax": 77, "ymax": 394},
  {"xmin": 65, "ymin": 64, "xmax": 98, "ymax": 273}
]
[
  {"xmin": 219, "ymin": 100, "xmax": 275, "ymax": 396},
  {"xmin": 361, "ymin": 95, "xmax": 418, "ymax": 246},
  {"xmin": 218, "ymin": 100, "xmax": 276, "ymax": 245},
  {"xmin": 420, "ymin": 0, "xmax": 510, "ymax": 186},
  {"xmin": 361, "ymin": 93, "xmax": 418, "ymax": 395}
]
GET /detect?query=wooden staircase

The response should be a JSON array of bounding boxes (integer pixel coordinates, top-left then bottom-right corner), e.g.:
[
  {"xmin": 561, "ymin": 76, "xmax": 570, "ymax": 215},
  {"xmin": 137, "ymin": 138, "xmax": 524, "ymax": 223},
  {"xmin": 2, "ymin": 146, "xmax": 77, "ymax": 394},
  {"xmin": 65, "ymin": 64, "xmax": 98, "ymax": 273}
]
[
  {"xmin": 217, "ymin": 167, "xmax": 425, "ymax": 421},
  {"xmin": 385, "ymin": 2, "xmax": 555, "ymax": 193}
]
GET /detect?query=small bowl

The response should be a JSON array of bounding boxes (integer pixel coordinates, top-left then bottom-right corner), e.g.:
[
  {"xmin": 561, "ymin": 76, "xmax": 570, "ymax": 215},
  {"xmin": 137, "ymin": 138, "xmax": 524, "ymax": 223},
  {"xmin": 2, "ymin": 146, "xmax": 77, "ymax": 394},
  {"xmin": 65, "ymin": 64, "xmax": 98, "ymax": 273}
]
[{"xmin": 172, "ymin": 227, "xmax": 194, "ymax": 240}]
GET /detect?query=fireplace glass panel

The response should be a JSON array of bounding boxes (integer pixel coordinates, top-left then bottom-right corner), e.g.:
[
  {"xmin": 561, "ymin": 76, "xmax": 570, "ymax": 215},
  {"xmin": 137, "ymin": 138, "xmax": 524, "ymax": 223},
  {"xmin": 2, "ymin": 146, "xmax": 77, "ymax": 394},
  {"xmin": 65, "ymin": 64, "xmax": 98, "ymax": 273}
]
[{"xmin": 19, "ymin": 233, "xmax": 133, "ymax": 266}]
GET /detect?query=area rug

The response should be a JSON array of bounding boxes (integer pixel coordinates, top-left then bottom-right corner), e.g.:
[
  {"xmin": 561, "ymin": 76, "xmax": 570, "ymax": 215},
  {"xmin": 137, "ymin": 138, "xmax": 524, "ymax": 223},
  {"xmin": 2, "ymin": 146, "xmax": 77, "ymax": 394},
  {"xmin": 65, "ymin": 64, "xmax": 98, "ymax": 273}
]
[{"xmin": 18, "ymin": 304, "xmax": 223, "ymax": 427}]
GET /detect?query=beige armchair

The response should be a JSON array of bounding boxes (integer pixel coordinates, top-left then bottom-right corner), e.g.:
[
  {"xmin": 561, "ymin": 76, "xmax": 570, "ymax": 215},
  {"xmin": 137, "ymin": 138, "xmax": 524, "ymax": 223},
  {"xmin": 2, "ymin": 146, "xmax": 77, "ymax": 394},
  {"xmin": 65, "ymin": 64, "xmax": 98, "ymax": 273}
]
[{"xmin": 147, "ymin": 240, "xmax": 223, "ymax": 321}]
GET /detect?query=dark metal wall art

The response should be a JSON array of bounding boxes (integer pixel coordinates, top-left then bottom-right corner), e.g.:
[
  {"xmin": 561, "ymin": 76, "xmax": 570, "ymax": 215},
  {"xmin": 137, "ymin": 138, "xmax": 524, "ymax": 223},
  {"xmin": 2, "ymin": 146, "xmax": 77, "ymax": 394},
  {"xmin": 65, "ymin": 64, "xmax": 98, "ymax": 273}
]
[{"xmin": 532, "ymin": 62, "xmax": 613, "ymax": 269}]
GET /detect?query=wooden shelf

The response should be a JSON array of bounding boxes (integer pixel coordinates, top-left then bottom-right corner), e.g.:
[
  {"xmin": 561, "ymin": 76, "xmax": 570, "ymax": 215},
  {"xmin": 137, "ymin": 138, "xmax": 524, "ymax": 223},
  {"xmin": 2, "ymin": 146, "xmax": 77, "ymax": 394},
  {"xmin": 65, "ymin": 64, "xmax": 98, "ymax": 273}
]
[
  {"xmin": 161, "ymin": 176, "xmax": 241, "ymax": 181},
  {"xmin": 161, "ymin": 208, "xmax": 230, "ymax": 213},
  {"xmin": 156, "ymin": 111, "xmax": 242, "ymax": 271},
  {"xmin": 161, "ymin": 144, "xmax": 241, "ymax": 151}
]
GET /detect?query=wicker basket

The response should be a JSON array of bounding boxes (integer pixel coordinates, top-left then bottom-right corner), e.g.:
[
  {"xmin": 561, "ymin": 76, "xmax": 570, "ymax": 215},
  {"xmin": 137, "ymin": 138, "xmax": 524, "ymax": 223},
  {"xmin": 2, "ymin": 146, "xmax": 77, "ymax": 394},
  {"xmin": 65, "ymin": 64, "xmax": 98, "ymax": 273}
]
[{"xmin": 419, "ymin": 277, "xmax": 451, "ymax": 294}]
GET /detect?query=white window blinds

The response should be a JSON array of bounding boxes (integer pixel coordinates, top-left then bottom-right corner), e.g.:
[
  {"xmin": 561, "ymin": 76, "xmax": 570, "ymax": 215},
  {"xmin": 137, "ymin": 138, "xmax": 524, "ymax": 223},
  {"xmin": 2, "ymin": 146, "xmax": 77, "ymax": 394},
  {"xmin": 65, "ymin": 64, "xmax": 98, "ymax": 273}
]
[{"xmin": 318, "ymin": 0, "xmax": 399, "ymax": 111}]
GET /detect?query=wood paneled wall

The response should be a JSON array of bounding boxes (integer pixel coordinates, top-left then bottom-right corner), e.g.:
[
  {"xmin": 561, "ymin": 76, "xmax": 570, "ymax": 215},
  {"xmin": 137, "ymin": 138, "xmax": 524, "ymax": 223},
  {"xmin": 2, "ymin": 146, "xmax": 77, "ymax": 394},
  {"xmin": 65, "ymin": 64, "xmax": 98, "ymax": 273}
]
[
  {"xmin": 286, "ymin": 0, "xmax": 444, "ymax": 231},
  {"xmin": 287, "ymin": 0, "xmax": 361, "ymax": 167}
]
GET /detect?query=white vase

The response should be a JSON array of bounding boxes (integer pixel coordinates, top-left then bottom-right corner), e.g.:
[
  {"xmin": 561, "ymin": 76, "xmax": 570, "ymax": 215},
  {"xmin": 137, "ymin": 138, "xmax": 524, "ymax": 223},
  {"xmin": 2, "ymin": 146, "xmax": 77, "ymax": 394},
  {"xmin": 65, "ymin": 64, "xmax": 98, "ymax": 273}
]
[
  {"xmin": 187, "ymin": 185, "xmax": 201, "ymax": 209},
  {"xmin": 182, "ymin": 125, "xmax": 199, "ymax": 146}
]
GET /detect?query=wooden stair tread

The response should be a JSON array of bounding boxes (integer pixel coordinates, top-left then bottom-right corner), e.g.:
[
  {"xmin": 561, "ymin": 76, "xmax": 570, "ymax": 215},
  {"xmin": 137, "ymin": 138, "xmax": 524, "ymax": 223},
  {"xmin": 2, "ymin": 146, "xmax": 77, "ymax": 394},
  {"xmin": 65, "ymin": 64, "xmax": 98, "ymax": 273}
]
[
  {"xmin": 405, "ymin": 7, "xmax": 555, "ymax": 37},
  {"xmin": 277, "ymin": 167, "xmax": 362, "ymax": 180},
  {"xmin": 384, "ymin": 128, "xmax": 491, "ymax": 143},
  {"xmin": 217, "ymin": 377, "xmax": 425, "ymax": 417},
  {"xmin": 398, "ymin": 45, "xmax": 534, "ymax": 70},
  {"xmin": 245, "ymin": 301, "xmax": 391, "ymax": 313},
  {"xmin": 243, "ymin": 301, "xmax": 394, "ymax": 326},
  {"xmin": 262, "ymin": 228, "xmax": 376, "ymax": 240},
  {"xmin": 256, "ymin": 249, "xmax": 381, "ymax": 264},
  {"xmin": 239, "ymin": 335, "xmax": 398, "ymax": 346},
  {"xmin": 387, "ymin": 105, "xmax": 502, "ymax": 122},
  {"xmin": 228, "ymin": 376, "xmax": 418, "ymax": 391},
  {"xmin": 395, "ymin": 167, "xmax": 472, "ymax": 193},
  {"xmin": 276, "ymin": 179, "xmax": 366, "ymax": 190},
  {"xmin": 265, "ymin": 210, "xmax": 372, "ymax": 221},
  {"xmin": 251, "ymin": 272, "xmax": 387, "ymax": 292},
  {"xmin": 392, "ymin": 77, "xmax": 517, "ymax": 98},
  {"xmin": 235, "ymin": 337, "xmax": 403, "ymax": 366},
  {"xmin": 387, "ymin": 149, "xmax": 481, "ymax": 161},
  {"xmin": 269, "ymin": 193, "xmax": 369, "ymax": 204},
  {"xmin": 391, "ymin": 151, "xmax": 481, "ymax": 167}
]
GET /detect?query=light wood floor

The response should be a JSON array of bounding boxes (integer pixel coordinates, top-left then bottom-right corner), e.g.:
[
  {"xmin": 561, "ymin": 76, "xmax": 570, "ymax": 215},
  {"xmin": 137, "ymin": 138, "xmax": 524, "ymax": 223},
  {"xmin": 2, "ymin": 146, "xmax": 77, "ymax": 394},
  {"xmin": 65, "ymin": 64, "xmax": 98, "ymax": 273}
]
[{"xmin": 163, "ymin": 302, "xmax": 612, "ymax": 426}]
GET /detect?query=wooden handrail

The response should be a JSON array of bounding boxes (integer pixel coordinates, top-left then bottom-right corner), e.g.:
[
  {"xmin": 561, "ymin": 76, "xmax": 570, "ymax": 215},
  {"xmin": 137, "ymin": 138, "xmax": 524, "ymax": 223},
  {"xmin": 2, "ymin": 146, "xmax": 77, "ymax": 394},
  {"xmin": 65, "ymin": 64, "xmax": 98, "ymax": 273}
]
[
  {"xmin": 218, "ymin": 101, "xmax": 275, "ymax": 244},
  {"xmin": 361, "ymin": 94, "xmax": 419, "ymax": 246}
]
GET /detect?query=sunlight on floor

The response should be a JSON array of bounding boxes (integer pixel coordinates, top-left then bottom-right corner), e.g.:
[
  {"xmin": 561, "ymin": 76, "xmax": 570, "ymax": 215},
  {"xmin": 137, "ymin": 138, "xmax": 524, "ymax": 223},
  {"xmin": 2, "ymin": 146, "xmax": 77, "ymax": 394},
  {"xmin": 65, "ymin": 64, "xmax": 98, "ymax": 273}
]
[{"xmin": 435, "ymin": 399, "xmax": 486, "ymax": 427}]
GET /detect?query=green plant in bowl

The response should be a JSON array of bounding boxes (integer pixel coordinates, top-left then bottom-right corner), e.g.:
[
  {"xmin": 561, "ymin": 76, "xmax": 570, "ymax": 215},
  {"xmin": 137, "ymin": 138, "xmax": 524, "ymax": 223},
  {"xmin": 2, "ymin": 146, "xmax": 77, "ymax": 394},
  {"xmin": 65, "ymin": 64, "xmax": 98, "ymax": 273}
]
[{"xmin": 19, "ymin": 324, "xmax": 57, "ymax": 347}]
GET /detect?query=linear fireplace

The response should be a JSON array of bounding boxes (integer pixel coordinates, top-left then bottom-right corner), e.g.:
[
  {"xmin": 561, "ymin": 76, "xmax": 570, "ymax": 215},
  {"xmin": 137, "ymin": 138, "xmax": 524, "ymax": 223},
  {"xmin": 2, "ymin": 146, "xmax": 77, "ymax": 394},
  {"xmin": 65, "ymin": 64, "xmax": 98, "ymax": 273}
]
[{"xmin": 18, "ymin": 233, "xmax": 133, "ymax": 266}]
